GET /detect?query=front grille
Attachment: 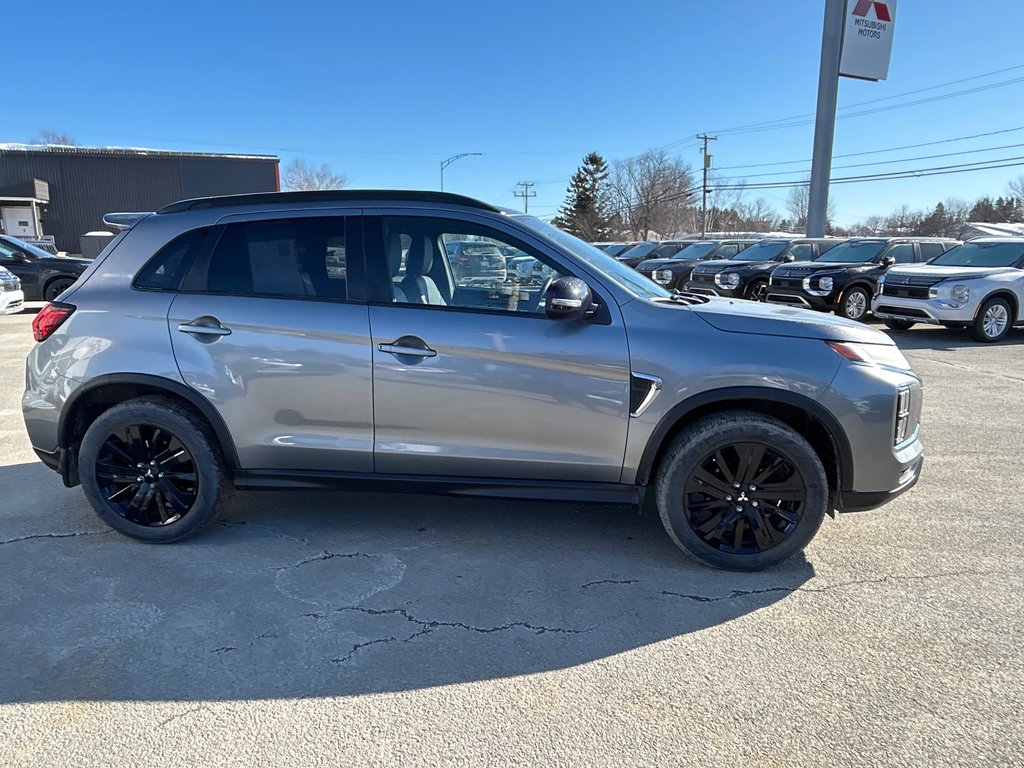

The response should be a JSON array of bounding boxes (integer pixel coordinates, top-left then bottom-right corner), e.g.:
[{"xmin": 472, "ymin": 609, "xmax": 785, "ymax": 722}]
[
  {"xmin": 773, "ymin": 277, "xmax": 805, "ymax": 288},
  {"xmin": 689, "ymin": 272, "xmax": 714, "ymax": 284},
  {"xmin": 882, "ymin": 284, "xmax": 930, "ymax": 299}
]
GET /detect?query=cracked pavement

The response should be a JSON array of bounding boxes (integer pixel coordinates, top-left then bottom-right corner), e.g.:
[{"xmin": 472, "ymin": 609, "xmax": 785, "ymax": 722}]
[{"xmin": 1, "ymin": 313, "xmax": 1022, "ymax": 767}]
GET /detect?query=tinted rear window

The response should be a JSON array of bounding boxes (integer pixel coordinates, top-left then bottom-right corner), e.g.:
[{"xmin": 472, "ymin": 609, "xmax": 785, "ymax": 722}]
[{"xmin": 134, "ymin": 229, "xmax": 208, "ymax": 291}]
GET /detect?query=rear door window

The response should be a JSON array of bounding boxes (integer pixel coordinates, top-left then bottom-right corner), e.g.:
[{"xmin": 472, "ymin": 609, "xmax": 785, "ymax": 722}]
[
  {"xmin": 195, "ymin": 217, "xmax": 361, "ymax": 300},
  {"xmin": 919, "ymin": 242, "xmax": 946, "ymax": 262},
  {"xmin": 886, "ymin": 244, "xmax": 916, "ymax": 264}
]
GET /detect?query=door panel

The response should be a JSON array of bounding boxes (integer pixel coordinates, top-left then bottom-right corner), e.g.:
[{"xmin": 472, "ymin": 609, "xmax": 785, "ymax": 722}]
[
  {"xmin": 169, "ymin": 293, "xmax": 373, "ymax": 471},
  {"xmin": 369, "ymin": 304, "xmax": 631, "ymax": 481}
]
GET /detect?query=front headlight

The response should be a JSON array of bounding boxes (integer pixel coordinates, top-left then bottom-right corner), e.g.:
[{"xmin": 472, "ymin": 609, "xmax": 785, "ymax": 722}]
[
  {"xmin": 827, "ymin": 341, "xmax": 912, "ymax": 371},
  {"xmin": 652, "ymin": 269, "xmax": 673, "ymax": 285},
  {"xmin": 715, "ymin": 272, "xmax": 740, "ymax": 288},
  {"xmin": 950, "ymin": 284, "xmax": 970, "ymax": 302},
  {"xmin": 802, "ymin": 275, "xmax": 834, "ymax": 296}
]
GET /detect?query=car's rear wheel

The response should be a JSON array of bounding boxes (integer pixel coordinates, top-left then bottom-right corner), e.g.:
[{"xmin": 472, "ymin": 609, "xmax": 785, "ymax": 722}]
[
  {"xmin": 968, "ymin": 297, "xmax": 1012, "ymax": 343},
  {"xmin": 45, "ymin": 278, "xmax": 75, "ymax": 301},
  {"xmin": 78, "ymin": 397, "xmax": 226, "ymax": 543},
  {"xmin": 837, "ymin": 287, "xmax": 870, "ymax": 321},
  {"xmin": 746, "ymin": 279, "xmax": 768, "ymax": 302},
  {"xmin": 655, "ymin": 411, "xmax": 828, "ymax": 571},
  {"xmin": 884, "ymin": 319, "xmax": 915, "ymax": 331}
]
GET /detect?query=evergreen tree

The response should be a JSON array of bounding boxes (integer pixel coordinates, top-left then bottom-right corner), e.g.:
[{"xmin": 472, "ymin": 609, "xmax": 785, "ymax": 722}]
[{"xmin": 553, "ymin": 152, "xmax": 615, "ymax": 241}]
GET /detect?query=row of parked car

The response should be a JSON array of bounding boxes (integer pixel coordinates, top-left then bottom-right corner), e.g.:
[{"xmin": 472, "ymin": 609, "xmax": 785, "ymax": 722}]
[
  {"xmin": 594, "ymin": 235, "xmax": 1024, "ymax": 343},
  {"xmin": 0, "ymin": 234, "xmax": 93, "ymax": 312}
]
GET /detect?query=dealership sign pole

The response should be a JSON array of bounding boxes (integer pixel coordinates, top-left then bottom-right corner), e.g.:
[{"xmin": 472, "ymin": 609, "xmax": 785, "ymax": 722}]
[{"xmin": 807, "ymin": 0, "xmax": 898, "ymax": 237}]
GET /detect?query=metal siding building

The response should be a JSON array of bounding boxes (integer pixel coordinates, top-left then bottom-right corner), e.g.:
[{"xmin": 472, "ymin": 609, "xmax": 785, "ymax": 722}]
[{"xmin": 0, "ymin": 146, "xmax": 279, "ymax": 252}]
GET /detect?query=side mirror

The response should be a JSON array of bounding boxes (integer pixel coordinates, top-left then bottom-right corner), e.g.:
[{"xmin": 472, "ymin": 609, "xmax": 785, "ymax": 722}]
[
  {"xmin": 783, "ymin": 253, "xmax": 796, "ymax": 262},
  {"xmin": 881, "ymin": 254, "xmax": 896, "ymax": 266},
  {"xmin": 10, "ymin": 251, "xmax": 29, "ymax": 263},
  {"xmin": 543, "ymin": 276, "xmax": 594, "ymax": 321}
]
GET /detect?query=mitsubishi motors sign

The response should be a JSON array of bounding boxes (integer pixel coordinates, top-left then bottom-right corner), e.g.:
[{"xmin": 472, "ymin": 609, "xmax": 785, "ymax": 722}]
[{"xmin": 840, "ymin": 0, "xmax": 898, "ymax": 81}]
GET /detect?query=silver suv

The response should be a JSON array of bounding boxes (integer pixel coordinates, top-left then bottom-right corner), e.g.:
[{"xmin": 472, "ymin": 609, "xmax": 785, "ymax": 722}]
[{"xmin": 23, "ymin": 191, "xmax": 924, "ymax": 570}]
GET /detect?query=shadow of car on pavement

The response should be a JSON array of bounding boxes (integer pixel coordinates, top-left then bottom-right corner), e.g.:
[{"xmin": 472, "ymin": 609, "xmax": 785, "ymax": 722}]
[{"xmin": 0, "ymin": 461, "xmax": 815, "ymax": 703}]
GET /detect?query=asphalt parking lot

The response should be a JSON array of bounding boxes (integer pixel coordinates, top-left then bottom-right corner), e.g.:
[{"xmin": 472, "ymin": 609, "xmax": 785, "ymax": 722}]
[{"xmin": 1, "ymin": 307, "xmax": 1021, "ymax": 767}]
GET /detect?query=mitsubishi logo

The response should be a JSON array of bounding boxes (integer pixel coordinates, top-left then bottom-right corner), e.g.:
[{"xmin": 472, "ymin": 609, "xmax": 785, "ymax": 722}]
[{"xmin": 851, "ymin": 0, "xmax": 892, "ymax": 21}]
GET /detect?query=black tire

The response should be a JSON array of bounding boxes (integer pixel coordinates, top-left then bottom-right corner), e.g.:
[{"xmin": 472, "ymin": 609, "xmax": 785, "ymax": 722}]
[
  {"xmin": 79, "ymin": 396, "xmax": 227, "ymax": 543},
  {"xmin": 655, "ymin": 411, "xmax": 828, "ymax": 571},
  {"xmin": 837, "ymin": 286, "xmax": 870, "ymax": 321},
  {"xmin": 884, "ymin": 319, "xmax": 915, "ymax": 331},
  {"xmin": 45, "ymin": 278, "xmax": 75, "ymax": 301},
  {"xmin": 746, "ymin": 279, "xmax": 769, "ymax": 302},
  {"xmin": 968, "ymin": 296, "xmax": 1012, "ymax": 343}
]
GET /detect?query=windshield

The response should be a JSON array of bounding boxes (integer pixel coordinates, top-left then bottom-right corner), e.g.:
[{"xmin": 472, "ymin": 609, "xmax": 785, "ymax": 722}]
[
  {"xmin": 674, "ymin": 242, "xmax": 717, "ymax": 261},
  {"xmin": 617, "ymin": 242, "xmax": 659, "ymax": 260},
  {"xmin": 515, "ymin": 217, "xmax": 670, "ymax": 299},
  {"xmin": 928, "ymin": 241, "xmax": 1024, "ymax": 268},
  {"xmin": 820, "ymin": 240, "xmax": 887, "ymax": 264},
  {"xmin": 0, "ymin": 236, "xmax": 56, "ymax": 259},
  {"xmin": 602, "ymin": 243, "xmax": 630, "ymax": 258},
  {"xmin": 728, "ymin": 240, "xmax": 788, "ymax": 261}
]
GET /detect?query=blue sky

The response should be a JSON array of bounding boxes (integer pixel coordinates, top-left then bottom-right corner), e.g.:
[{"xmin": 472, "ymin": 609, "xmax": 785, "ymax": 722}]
[{"xmin": 8, "ymin": 0, "xmax": 1024, "ymax": 226}]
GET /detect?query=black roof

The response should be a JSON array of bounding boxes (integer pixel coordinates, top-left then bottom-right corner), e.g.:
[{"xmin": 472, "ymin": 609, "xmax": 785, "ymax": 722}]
[{"xmin": 159, "ymin": 190, "xmax": 500, "ymax": 214}]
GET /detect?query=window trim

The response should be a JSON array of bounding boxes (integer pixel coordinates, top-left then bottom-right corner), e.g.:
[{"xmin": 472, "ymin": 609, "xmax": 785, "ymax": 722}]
[{"xmin": 177, "ymin": 213, "xmax": 368, "ymax": 304}]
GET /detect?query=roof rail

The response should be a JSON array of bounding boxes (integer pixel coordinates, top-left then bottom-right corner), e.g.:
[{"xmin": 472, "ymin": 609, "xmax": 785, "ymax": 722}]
[
  {"xmin": 158, "ymin": 190, "xmax": 501, "ymax": 214},
  {"xmin": 103, "ymin": 212, "xmax": 154, "ymax": 230}
]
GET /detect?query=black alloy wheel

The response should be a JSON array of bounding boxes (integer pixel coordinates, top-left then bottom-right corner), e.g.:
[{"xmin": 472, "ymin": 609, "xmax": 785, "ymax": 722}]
[
  {"xmin": 94, "ymin": 424, "xmax": 198, "ymax": 527},
  {"xmin": 683, "ymin": 442, "xmax": 807, "ymax": 555}
]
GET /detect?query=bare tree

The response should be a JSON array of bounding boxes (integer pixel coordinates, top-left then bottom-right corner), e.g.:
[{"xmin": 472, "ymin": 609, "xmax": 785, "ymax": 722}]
[
  {"xmin": 1008, "ymin": 175, "xmax": 1024, "ymax": 203},
  {"xmin": 609, "ymin": 150, "xmax": 696, "ymax": 239},
  {"xmin": 36, "ymin": 130, "xmax": 77, "ymax": 146},
  {"xmin": 784, "ymin": 182, "xmax": 836, "ymax": 232},
  {"xmin": 282, "ymin": 158, "xmax": 347, "ymax": 191}
]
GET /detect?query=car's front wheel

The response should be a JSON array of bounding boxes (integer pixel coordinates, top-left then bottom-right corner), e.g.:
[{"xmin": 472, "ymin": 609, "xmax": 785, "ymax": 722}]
[
  {"xmin": 837, "ymin": 287, "xmax": 870, "ymax": 321},
  {"xmin": 655, "ymin": 411, "xmax": 828, "ymax": 571},
  {"xmin": 78, "ymin": 397, "xmax": 227, "ymax": 543},
  {"xmin": 968, "ymin": 296, "xmax": 1012, "ymax": 343},
  {"xmin": 746, "ymin": 279, "xmax": 769, "ymax": 302}
]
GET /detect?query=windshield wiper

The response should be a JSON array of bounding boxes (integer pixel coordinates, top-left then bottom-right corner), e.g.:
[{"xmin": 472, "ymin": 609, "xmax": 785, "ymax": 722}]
[{"xmin": 669, "ymin": 289, "xmax": 710, "ymax": 305}]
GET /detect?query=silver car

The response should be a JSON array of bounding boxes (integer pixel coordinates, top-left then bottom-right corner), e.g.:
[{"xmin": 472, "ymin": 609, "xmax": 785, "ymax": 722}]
[{"xmin": 23, "ymin": 191, "xmax": 924, "ymax": 570}]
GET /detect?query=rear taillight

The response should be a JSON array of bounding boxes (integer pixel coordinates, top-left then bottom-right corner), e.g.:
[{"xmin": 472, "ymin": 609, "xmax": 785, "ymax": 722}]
[{"xmin": 32, "ymin": 303, "xmax": 75, "ymax": 342}]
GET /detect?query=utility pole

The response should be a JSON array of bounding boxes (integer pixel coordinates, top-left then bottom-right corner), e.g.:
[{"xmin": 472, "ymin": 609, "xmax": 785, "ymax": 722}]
[
  {"xmin": 697, "ymin": 134, "xmax": 717, "ymax": 239},
  {"xmin": 514, "ymin": 181, "xmax": 536, "ymax": 213},
  {"xmin": 806, "ymin": 0, "xmax": 846, "ymax": 237}
]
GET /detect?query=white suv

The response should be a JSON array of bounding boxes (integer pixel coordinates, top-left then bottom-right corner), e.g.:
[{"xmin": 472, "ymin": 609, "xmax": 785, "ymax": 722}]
[
  {"xmin": 873, "ymin": 238, "xmax": 1024, "ymax": 343},
  {"xmin": 0, "ymin": 266, "xmax": 24, "ymax": 315}
]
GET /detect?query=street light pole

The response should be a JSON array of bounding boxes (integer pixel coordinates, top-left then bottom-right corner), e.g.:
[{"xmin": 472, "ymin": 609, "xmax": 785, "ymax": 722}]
[{"xmin": 440, "ymin": 153, "xmax": 482, "ymax": 191}]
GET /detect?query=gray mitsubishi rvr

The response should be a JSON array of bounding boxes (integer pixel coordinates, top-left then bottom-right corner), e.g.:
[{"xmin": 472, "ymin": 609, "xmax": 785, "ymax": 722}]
[{"xmin": 22, "ymin": 191, "xmax": 923, "ymax": 570}]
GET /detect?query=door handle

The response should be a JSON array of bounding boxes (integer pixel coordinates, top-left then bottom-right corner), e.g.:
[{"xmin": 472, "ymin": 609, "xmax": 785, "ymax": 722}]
[
  {"xmin": 178, "ymin": 321, "xmax": 231, "ymax": 337},
  {"xmin": 377, "ymin": 343, "xmax": 436, "ymax": 358}
]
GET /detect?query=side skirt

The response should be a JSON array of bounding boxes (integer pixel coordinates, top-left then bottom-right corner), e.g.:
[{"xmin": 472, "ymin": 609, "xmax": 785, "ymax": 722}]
[{"xmin": 232, "ymin": 470, "xmax": 644, "ymax": 507}]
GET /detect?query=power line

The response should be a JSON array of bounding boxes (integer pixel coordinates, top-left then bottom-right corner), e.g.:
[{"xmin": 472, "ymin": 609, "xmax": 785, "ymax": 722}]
[
  {"xmin": 712, "ymin": 155, "xmax": 1024, "ymax": 191},
  {"xmin": 711, "ymin": 140, "xmax": 1024, "ymax": 183},
  {"xmin": 714, "ymin": 125, "xmax": 1024, "ymax": 171},
  {"xmin": 514, "ymin": 181, "xmax": 536, "ymax": 213}
]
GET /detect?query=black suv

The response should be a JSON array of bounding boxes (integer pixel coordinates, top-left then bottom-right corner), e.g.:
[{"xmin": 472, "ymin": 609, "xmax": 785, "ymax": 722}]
[
  {"xmin": 0, "ymin": 235, "xmax": 92, "ymax": 301},
  {"xmin": 615, "ymin": 240, "xmax": 692, "ymax": 269},
  {"xmin": 637, "ymin": 240, "xmax": 757, "ymax": 290},
  {"xmin": 686, "ymin": 238, "xmax": 841, "ymax": 301},
  {"xmin": 767, "ymin": 237, "xmax": 959, "ymax": 321}
]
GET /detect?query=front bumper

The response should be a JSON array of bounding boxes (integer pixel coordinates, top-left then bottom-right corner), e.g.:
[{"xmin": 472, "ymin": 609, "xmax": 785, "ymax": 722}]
[
  {"xmin": 766, "ymin": 286, "xmax": 836, "ymax": 311},
  {"xmin": 0, "ymin": 288, "xmax": 24, "ymax": 315},
  {"xmin": 872, "ymin": 295, "xmax": 976, "ymax": 325},
  {"xmin": 840, "ymin": 455, "xmax": 922, "ymax": 512},
  {"xmin": 685, "ymin": 282, "xmax": 743, "ymax": 298}
]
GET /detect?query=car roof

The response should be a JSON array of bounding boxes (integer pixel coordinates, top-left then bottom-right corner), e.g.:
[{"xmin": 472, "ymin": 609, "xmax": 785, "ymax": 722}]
[
  {"xmin": 158, "ymin": 190, "xmax": 502, "ymax": 214},
  {"xmin": 963, "ymin": 236, "xmax": 1024, "ymax": 244}
]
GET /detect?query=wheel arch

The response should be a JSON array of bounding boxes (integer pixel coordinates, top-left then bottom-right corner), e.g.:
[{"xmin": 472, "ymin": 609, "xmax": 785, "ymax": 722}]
[
  {"xmin": 975, "ymin": 289, "xmax": 1019, "ymax": 321},
  {"xmin": 41, "ymin": 273, "xmax": 79, "ymax": 297},
  {"xmin": 58, "ymin": 374, "xmax": 240, "ymax": 476},
  {"xmin": 636, "ymin": 387, "xmax": 854, "ymax": 509}
]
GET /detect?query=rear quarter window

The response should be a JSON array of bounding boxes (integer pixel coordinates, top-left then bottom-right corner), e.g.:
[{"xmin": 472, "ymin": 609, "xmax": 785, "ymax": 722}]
[{"xmin": 134, "ymin": 229, "xmax": 209, "ymax": 291}]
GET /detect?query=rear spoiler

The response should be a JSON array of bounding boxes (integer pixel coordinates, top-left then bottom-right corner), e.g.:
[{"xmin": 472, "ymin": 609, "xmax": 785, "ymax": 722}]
[{"xmin": 102, "ymin": 212, "xmax": 154, "ymax": 231}]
